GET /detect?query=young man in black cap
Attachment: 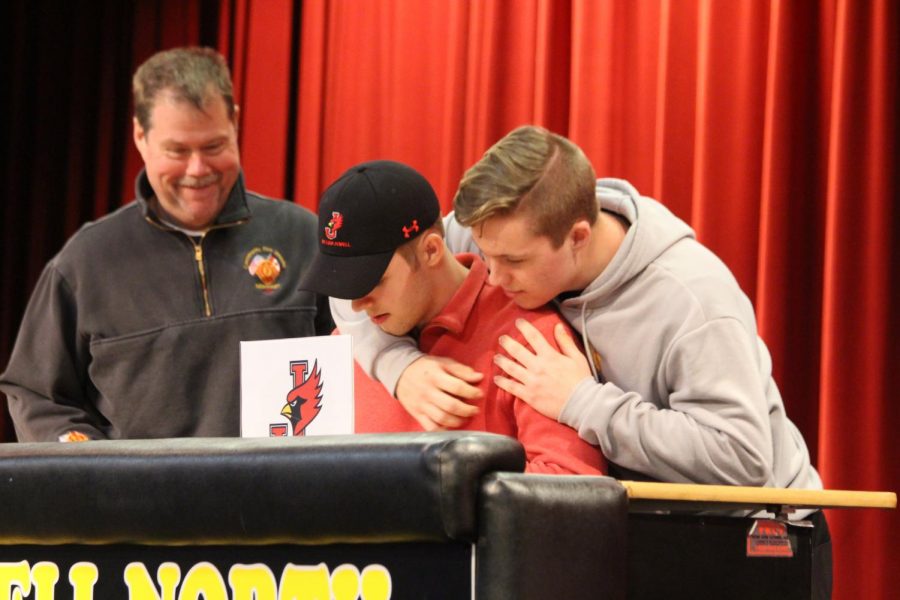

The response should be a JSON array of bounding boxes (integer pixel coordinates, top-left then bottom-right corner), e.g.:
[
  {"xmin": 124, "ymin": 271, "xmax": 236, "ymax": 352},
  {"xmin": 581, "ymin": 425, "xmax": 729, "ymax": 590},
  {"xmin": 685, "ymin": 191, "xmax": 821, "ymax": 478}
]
[{"xmin": 299, "ymin": 160, "xmax": 604, "ymax": 475}]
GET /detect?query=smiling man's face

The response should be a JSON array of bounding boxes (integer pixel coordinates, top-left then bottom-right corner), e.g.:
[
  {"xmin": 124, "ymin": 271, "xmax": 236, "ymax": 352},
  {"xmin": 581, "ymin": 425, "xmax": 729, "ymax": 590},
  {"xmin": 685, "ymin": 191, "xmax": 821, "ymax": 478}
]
[{"xmin": 133, "ymin": 89, "xmax": 240, "ymax": 230}]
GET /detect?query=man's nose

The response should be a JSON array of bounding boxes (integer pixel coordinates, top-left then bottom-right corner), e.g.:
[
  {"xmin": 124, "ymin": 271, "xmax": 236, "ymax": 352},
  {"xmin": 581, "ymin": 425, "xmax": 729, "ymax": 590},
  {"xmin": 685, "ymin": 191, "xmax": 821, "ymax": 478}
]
[
  {"xmin": 351, "ymin": 296, "xmax": 371, "ymax": 313},
  {"xmin": 185, "ymin": 151, "xmax": 211, "ymax": 176},
  {"xmin": 486, "ymin": 260, "xmax": 506, "ymax": 287}
]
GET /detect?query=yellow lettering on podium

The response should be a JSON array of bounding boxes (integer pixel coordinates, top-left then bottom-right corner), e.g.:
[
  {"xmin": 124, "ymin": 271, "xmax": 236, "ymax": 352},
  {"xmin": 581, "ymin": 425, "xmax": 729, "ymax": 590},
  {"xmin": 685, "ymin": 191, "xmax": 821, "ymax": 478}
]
[
  {"xmin": 178, "ymin": 562, "xmax": 228, "ymax": 600},
  {"xmin": 69, "ymin": 562, "xmax": 99, "ymax": 600},
  {"xmin": 277, "ymin": 564, "xmax": 331, "ymax": 600},
  {"xmin": 31, "ymin": 562, "xmax": 59, "ymax": 600},
  {"xmin": 124, "ymin": 562, "xmax": 181, "ymax": 600},
  {"xmin": 0, "ymin": 559, "xmax": 394, "ymax": 599},
  {"xmin": 360, "ymin": 565, "xmax": 391, "ymax": 600},
  {"xmin": 0, "ymin": 561, "xmax": 31, "ymax": 600},
  {"xmin": 330, "ymin": 564, "xmax": 360, "ymax": 600},
  {"xmin": 228, "ymin": 564, "xmax": 277, "ymax": 600}
]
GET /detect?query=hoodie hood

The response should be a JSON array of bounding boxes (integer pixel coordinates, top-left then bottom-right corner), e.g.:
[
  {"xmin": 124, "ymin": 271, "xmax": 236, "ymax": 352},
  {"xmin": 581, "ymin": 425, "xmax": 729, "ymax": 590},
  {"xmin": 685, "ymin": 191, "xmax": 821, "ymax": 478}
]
[{"xmin": 563, "ymin": 177, "xmax": 695, "ymax": 309}]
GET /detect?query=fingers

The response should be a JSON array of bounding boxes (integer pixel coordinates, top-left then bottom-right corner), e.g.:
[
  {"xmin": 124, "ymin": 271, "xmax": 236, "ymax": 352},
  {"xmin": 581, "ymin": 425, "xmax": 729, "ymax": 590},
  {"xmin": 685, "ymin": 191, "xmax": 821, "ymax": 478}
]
[
  {"xmin": 414, "ymin": 413, "xmax": 447, "ymax": 432},
  {"xmin": 423, "ymin": 397, "xmax": 477, "ymax": 428},
  {"xmin": 395, "ymin": 355, "xmax": 482, "ymax": 431},
  {"xmin": 443, "ymin": 360, "xmax": 485, "ymax": 384},
  {"xmin": 497, "ymin": 318, "xmax": 556, "ymax": 368},
  {"xmin": 497, "ymin": 334, "xmax": 534, "ymax": 368},
  {"xmin": 406, "ymin": 391, "xmax": 478, "ymax": 431},
  {"xmin": 427, "ymin": 357, "xmax": 483, "ymax": 401},
  {"xmin": 439, "ymin": 374, "xmax": 484, "ymax": 401},
  {"xmin": 554, "ymin": 322, "xmax": 582, "ymax": 358},
  {"xmin": 514, "ymin": 318, "xmax": 554, "ymax": 352},
  {"xmin": 492, "ymin": 374, "xmax": 529, "ymax": 402},
  {"xmin": 429, "ymin": 391, "xmax": 480, "ymax": 419},
  {"xmin": 493, "ymin": 353, "xmax": 531, "ymax": 384}
]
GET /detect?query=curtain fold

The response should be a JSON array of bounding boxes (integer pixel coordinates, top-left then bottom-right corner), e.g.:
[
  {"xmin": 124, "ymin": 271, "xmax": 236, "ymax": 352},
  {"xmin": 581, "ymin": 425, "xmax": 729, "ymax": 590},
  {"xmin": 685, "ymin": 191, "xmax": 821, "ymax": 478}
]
[
  {"xmin": 219, "ymin": 0, "xmax": 295, "ymax": 200},
  {"xmin": 819, "ymin": 0, "xmax": 898, "ymax": 596},
  {"xmin": 756, "ymin": 0, "xmax": 828, "ymax": 445}
]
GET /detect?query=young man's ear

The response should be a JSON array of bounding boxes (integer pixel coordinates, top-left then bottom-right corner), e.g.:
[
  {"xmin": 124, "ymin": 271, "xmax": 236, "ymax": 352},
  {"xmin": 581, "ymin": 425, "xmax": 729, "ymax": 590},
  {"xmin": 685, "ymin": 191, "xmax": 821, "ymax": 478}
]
[
  {"xmin": 418, "ymin": 232, "xmax": 445, "ymax": 266},
  {"xmin": 568, "ymin": 219, "xmax": 593, "ymax": 251},
  {"xmin": 231, "ymin": 104, "xmax": 240, "ymax": 137}
]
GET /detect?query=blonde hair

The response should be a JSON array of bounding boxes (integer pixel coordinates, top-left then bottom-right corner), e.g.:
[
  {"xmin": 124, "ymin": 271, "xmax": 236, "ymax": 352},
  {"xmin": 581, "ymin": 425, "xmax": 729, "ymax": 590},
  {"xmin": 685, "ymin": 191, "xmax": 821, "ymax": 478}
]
[{"xmin": 454, "ymin": 125, "xmax": 596, "ymax": 247}]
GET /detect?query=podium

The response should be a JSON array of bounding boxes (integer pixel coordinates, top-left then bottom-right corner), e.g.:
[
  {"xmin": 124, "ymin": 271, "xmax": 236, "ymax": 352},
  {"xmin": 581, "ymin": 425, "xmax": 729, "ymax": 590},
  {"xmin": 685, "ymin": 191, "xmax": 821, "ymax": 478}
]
[
  {"xmin": 0, "ymin": 433, "xmax": 894, "ymax": 599},
  {"xmin": 0, "ymin": 433, "xmax": 626, "ymax": 599}
]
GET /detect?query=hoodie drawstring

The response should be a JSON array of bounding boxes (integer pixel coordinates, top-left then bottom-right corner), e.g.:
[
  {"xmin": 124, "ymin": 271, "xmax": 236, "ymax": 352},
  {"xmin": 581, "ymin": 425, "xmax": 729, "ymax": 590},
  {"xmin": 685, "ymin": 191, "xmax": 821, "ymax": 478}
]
[{"xmin": 580, "ymin": 303, "xmax": 604, "ymax": 383}]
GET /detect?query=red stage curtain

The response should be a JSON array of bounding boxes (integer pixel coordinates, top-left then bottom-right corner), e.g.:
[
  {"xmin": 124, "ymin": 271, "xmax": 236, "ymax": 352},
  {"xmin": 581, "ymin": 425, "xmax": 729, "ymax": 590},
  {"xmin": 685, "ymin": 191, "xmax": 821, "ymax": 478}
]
[
  {"xmin": 2, "ymin": 2, "xmax": 896, "ymax": 596},
  {"xmin": 224, "ymin": 1, "xmax": 898, "ymax": 597},
  {"xmin": 817, "ymin": 1, "xmax": 898, "ymax": 597}
]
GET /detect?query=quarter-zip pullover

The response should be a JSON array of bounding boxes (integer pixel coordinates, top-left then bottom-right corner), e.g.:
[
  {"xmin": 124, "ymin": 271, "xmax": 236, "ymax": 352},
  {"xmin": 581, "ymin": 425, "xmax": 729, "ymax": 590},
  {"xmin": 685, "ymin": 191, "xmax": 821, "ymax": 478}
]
[{"xmin": 1, "ymin": 170, "xmax": 332, "ymax": 440}]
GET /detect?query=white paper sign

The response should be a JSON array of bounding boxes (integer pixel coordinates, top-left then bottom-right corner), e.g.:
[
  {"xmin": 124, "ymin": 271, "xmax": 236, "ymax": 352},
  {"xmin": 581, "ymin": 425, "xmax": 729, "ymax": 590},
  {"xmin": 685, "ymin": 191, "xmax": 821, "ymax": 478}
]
[{"xmin": 240, "ymin": 335, "xmax": 354, "ymax": 437}]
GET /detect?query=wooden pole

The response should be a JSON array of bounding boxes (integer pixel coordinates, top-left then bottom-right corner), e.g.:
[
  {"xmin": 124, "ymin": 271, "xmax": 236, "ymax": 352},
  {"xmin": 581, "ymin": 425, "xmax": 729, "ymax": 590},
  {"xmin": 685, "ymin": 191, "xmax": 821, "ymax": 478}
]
[{"xmin": 620, "ymin": 481, "xmax": 897, "ymax": 510}]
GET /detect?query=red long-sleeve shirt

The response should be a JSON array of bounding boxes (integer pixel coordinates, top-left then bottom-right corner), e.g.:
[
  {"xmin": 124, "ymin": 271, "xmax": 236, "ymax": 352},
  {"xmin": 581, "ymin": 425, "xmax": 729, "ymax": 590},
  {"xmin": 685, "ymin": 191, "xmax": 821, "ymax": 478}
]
[{"xmin": 354, "ymin": 254, "xmax": 605, "ymax": 475}]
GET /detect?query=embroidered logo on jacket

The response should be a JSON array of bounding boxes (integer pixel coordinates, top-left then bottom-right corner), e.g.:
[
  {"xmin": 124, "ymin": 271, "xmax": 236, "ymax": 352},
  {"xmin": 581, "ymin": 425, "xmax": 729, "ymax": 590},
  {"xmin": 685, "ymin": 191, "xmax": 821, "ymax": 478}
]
[
  {"xmin": 272, "ymin": 360, "xmax": 324, "ymax": 436},
  {"xmin": 244, "ymin": 247, "xmax": 287, "ymax": 292}
]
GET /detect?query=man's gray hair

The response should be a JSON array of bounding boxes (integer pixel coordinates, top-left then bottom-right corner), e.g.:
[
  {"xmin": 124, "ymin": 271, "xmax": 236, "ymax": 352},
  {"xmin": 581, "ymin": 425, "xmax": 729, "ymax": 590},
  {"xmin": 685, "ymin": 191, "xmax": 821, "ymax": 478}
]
[{"xmin": 133, "ymin": 46, "xmax": 235, "ymax": 131}]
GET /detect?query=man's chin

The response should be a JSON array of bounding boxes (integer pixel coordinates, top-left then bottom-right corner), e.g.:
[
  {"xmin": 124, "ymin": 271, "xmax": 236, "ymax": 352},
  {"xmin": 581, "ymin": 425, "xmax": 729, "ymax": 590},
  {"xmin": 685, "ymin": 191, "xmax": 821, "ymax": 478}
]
[
  {"xmin": 180, "ymin": 210, "xmax": 221, "ymax": 230},
  {"xmin": 511, "ymin": 296, "xmax": 550, "ymax": 310},
  {"xmin": 177, "ymin": 184, "xmax": 222, "ymax": 205},
  {"xmin": 503, "ymin": 288, "xmax": 540, "ymax": 309},
  {"xmin": 377, "ymin": 322, "xmax": 413, "ymax": 337},
  {"xmin": 172, "ymin": 198, "xmax": 227, "ymax": 229}
]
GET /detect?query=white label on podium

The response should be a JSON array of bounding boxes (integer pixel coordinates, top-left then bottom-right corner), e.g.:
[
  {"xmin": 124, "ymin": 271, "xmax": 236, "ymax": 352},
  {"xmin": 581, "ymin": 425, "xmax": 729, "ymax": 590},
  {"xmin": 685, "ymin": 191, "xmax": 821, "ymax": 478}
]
[{"xmin": 240, "ymin": 335, "xmax": 354, "ymax": 437}]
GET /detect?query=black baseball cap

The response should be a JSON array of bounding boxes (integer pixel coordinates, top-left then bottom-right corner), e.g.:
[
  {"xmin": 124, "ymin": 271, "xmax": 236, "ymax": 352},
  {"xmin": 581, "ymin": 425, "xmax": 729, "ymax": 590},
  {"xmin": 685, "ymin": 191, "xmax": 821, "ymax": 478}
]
[{"xmin": 298, "ymin": 160, "xmax": 441, "ymax": 299}]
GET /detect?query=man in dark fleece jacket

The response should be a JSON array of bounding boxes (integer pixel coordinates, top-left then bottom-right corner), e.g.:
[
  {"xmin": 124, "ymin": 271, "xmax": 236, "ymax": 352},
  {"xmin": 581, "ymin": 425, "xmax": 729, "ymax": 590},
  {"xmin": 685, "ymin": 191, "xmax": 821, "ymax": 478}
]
[{"xmin": 0, "ymin": 47, "xmax": 332, "ymax": 441}]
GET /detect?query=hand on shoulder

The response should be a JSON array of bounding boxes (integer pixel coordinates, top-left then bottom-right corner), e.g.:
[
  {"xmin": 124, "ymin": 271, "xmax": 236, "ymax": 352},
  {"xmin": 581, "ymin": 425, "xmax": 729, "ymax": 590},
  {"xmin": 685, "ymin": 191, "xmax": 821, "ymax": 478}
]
[
  {"xmin": 493, "ymin": 319, "xmax": 592, "ymax": 420},
  {"xmin": 396, "ymin": 355, "xmax": 483, "ymax": 430}
]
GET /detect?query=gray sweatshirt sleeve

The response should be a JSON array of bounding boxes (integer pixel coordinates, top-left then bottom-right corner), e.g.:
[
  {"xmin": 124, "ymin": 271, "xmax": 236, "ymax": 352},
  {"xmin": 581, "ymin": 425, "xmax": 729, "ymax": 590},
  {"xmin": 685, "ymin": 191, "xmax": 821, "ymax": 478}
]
[
  {"xmin": 0, "ymin": 264, "xmax": 109, "ymax": 441},
  {"xmin": 442, "ymin": 211, "xmax": 481, "ymax": 255},
  {"xmin": 329, "ymin": 211, "xmax": 479, "ymax": 392},
  {"xmin": 330, "ymin": 297, "xmax": 422, "ymax": 394},
  {"xmin": 559, "ymin": 318, "xmax": 776, "ymax": 486}
]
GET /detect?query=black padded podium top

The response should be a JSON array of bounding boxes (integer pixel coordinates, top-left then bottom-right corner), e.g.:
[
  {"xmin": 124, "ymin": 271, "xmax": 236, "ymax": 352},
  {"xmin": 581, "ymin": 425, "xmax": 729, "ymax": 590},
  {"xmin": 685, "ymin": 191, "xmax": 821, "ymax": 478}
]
[{"xmin": 0, "ymin": 432, "xmax": 525, "ymax": 546}]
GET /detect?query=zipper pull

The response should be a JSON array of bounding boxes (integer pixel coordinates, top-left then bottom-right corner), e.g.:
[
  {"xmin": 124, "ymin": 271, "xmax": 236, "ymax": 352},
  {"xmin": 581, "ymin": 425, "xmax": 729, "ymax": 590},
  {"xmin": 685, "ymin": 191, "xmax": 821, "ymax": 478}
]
[{"xmin": 192, "ymin": 237, "xmax": 212, "ymax": 317}]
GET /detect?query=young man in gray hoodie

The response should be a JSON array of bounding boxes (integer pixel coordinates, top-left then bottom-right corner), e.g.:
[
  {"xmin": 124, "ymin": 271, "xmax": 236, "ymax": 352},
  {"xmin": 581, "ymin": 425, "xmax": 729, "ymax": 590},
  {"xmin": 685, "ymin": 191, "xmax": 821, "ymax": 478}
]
[{"xmin": 333, "ymin": 124, "xmax": 830, "ymax": 592}]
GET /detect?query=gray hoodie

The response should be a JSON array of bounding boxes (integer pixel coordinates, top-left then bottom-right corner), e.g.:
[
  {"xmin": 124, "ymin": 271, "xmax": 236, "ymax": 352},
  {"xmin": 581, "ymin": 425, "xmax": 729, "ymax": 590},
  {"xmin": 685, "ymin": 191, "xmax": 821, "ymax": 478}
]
[
  {"xmin": 332, "ymin": 178, "xmax": 821, "ymax": 490},
  {"xmin": 556, "ymin": 179, "xmax": 820, "ymax": 490}
]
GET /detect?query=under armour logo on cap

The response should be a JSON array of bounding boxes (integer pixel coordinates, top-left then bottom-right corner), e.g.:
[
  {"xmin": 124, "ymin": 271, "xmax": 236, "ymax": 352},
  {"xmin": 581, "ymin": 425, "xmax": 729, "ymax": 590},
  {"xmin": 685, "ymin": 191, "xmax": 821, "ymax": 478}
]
[{"xmin": 402, "ymin": 220, "xmax": 419, "ymax": 238}]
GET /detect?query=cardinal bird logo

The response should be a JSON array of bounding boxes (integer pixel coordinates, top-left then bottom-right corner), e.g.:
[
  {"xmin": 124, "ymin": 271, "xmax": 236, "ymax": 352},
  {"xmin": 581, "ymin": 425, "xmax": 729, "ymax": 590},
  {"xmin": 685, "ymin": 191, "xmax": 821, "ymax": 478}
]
[
  {"xmin": 324, "ymin": 211, "xmax": 344, "ymax": 240},
  {"xmin": 280, "ymin": 360, "xmax": 324, "ymax": 436}
]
